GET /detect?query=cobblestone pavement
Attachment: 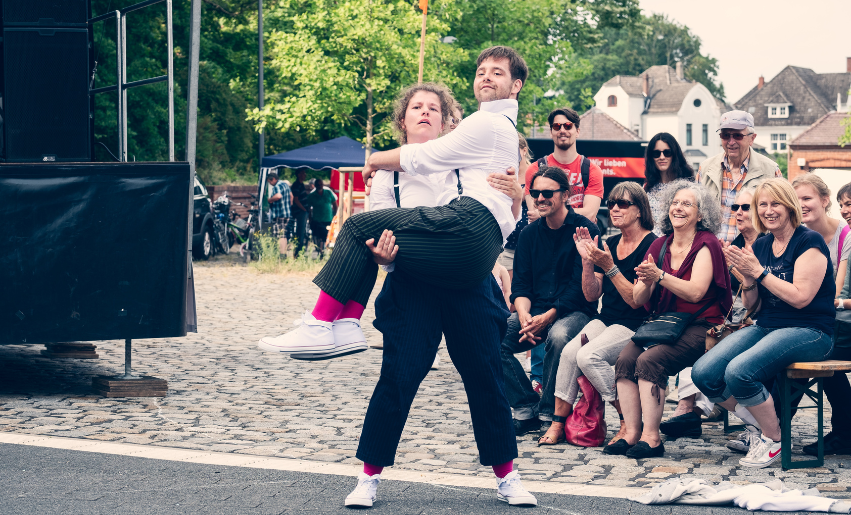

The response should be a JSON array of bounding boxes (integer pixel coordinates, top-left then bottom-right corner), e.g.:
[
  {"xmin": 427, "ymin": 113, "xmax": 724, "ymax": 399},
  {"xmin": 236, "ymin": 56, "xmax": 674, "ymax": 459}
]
[{"xmin": 0, "ymin": 259, "xmax": 849, "ymax": 496}]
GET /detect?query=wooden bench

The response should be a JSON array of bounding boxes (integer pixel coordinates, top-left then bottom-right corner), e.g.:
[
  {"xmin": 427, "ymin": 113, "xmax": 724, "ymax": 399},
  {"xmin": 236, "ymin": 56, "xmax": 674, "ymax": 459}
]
[{"xmin": 779, "ymin": 360, "xmax": 851, "ymax": 470}]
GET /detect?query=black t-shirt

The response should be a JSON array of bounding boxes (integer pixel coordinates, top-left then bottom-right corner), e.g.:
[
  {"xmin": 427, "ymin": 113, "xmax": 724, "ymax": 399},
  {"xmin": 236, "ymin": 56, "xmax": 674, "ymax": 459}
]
[
  {"xmin": 596, "ymin": 232, "xmax": 657, "ymax": 330},
  {"xmin": 753, "ymin": 225, "xmax": 836, "ymax": 335},
  {"xmin": 291, "ymin": 181, "xmax": 308, "ymax": 212}
]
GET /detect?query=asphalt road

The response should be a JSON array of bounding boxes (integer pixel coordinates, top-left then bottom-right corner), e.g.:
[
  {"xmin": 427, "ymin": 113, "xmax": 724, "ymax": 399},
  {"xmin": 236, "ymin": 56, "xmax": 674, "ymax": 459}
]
[{"xmin": 0, "ymin": 443, "xmax": 807, "ymax": 515}]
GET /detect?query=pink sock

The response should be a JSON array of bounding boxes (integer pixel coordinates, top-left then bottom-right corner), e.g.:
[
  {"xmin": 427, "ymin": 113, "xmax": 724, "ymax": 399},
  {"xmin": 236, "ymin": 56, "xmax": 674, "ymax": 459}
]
[
  {"xmin": 311, "ymin": 291, "xmax": 344, "ymax": 322},
  {"xmin": 363, "ymin": 463, "xmax": 384, "ymax": 476},
  {"xmin": 337, "ymin": 300, "xmax": 366, "ymax": 321},
  {"xmin": 492, "ymin": 460, "xmax": 513, "ymax": 478}
]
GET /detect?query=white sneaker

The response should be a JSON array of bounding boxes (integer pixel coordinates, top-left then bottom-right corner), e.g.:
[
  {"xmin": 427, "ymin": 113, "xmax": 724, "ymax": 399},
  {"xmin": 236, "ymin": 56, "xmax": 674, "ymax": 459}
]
[
  {"xmin": 740, "ymin": 434, "xmax": 782, "ymax": 468},
  {"xmin": 431, "ymin": 353, "xmax": 440, "ymax": 370},
  {"xmin": 727, "ymin": 425, "xmax": 761, "ymax": 454},
  {"xmin": 344, "ymin": 472, "xmax": 380, "ymax": 508},
  {"xmin": 291, "ymin": 318, "xmax": 367, "ymax": 360},
  {"xmin": 496, "ymin": 470, "xmax": 537, "ymax": 506},
  {"xmin": 258, "ymin": 312, "xmax": 334, "ymax": 353},
  {"xmin": 524, "ymin": 357, "xmax": 531, "ymax": 372}
]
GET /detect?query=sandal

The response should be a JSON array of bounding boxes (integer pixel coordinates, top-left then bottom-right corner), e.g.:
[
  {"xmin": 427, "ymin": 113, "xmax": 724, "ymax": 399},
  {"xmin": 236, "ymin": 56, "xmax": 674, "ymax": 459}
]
[{"xmin": 537, "ymin": 415, "xmax": 567, "ymax": 446}]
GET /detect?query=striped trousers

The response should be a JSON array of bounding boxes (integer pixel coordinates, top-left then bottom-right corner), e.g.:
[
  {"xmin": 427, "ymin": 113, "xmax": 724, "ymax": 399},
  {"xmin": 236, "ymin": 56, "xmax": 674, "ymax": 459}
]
[
  {"xmin": 356, "ymin": 270, "xmax": 518, "ymax": 467},
  {"xmin": 314, "ymin": 197, "xmax": 504, "ymax": 306}
]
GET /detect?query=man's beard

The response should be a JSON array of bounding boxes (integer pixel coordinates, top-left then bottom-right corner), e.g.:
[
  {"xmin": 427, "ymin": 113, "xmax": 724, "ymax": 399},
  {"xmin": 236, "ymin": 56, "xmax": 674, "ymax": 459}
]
[
  {"xmin": 475, "ymin": 84, "xmax": 511, "ymax": 103},
  {"xmin": 554, "ymin": 138, "xmax": 574, "ymax": 151}
]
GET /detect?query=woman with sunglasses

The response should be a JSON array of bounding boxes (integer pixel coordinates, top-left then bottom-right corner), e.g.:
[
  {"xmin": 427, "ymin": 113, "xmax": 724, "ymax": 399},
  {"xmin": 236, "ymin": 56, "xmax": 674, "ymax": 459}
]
[
  {"xmin": 537, "ymin": 182, "xmax": 656, "ymax": 446},
  {"xmin": 607, "ymin": 180, "xmax": 732, "ymax": 459},
  {"xmin": 643, "ymin": 133, "xmax": 695, "ymax": 237}
]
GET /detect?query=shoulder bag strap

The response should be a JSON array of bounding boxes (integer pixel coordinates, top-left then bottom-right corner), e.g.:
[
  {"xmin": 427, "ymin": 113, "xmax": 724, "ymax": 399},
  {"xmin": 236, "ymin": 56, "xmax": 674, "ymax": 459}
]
[
  {"xmin": 580, "ymin": 155, "xmax": 590, "ymax": 192},
  {"xmin": 393, "ymin": 171, "xmax": 401, "ymax": 208}
]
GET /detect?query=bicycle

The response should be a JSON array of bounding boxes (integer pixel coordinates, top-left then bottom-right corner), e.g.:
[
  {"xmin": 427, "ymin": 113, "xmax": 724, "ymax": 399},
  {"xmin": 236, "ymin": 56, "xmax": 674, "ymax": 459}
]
[{"xmin": 213, "ymin": 192, "xmax": 259, "ymax": 262}]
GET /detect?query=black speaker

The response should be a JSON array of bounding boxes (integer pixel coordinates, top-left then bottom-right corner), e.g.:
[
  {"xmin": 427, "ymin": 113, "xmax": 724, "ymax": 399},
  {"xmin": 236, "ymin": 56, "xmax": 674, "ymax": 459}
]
[
  {"xmin": 3, "ymin": 27, "xmax": 91, "ymax": 162},
  {"xmin": 2, "ymin": 0, "xmax": 89, "ymax": 27}
]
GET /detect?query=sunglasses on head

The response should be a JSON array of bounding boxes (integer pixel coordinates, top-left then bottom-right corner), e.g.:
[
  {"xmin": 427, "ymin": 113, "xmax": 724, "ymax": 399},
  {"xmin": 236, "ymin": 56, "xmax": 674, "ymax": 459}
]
[
  {"xmin": 650, "ymin": 149, "xmax": 673, "ymax": 159},
  {"xmin": 606, "ymin": 199, "xmax": 636, "ymax": 210},
  {"xmin": 551, "ymin": 122, "xmax": 574, "ymax": 131},
  {"xmin": 720, "ymin": 132, "xmax": 748, "ymax": 141},
  {"xmin": 530, "ymin": 189, "xmax": 565, "ymax": 199},
  {"xmin": 731, "ymin": 203, "xmax": 751, "ymax": 212}
]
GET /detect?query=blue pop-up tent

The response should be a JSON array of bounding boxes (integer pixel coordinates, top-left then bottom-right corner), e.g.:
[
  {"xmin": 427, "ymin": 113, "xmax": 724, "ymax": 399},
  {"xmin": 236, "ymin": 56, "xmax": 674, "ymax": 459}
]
[{"xmin": 261, "ymin": 136, "xmax": 366, "ymax": 170}]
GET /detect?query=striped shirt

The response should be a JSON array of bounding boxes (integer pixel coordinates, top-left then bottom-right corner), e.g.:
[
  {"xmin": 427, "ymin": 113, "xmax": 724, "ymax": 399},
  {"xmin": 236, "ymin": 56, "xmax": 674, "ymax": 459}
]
[{"xmin": 268, "ymin": 181, "xmax": 291, "ymax": 219}]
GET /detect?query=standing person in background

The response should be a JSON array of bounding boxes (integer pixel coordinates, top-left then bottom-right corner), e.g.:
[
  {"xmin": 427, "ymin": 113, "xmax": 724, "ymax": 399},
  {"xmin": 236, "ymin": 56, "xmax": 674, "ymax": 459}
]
[
  {"xmin": 305, "ymin": 178, "xmax": 338, "ymax": 258},
  {"xmin": 793, "ymin": 174, "xmax": 850, "ymax": 295},
  {"xmin": 446, "ymin": 102, "xmax": 464, "ymax": 133},
  {"xmin": 696, "ymin": 110, "xmax": 781, "ymax": 244},
  {"xmin": 524, "ymin": 108, "xmax": 604, "ymax": 224},
  {"xmin": 643, "ymin": 133, "xmax": 695, "ymax": 236},
  {"xmin": 266, "ymin": 171, "xmax": 292, "ymax": 259},
  {"xmin": 499, "ymin": 133, "xmax": 532, "ymax": 283},
  {"xmin": 290, "ymin": 169, "xmax": 310, "ymax": 257}
]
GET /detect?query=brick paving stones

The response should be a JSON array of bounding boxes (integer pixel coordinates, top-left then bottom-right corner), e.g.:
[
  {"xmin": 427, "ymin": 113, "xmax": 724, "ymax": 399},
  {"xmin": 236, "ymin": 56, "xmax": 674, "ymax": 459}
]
[{"xmin": 0, "ymin": 260, "xmax": 847, "ymax": 494}]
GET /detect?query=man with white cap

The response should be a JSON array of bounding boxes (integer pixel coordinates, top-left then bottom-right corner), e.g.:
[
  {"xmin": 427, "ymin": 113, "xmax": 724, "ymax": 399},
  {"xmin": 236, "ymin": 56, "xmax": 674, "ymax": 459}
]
[{"xmin": 696, "ymin": 110, "xmax": 782, "ymax": 244}]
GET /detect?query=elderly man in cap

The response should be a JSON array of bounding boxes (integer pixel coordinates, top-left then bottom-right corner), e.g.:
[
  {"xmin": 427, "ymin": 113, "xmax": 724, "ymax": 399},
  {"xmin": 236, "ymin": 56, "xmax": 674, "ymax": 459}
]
[{"xmin": 696, "ymin": 110, "xmax": 782, "ymax": 244}]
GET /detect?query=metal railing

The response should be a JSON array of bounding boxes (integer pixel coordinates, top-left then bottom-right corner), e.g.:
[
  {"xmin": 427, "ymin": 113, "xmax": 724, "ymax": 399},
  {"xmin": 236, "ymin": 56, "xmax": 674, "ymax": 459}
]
[{"xmin": 89, "ymin": 0, "xmax": 174, "ymax": 162}]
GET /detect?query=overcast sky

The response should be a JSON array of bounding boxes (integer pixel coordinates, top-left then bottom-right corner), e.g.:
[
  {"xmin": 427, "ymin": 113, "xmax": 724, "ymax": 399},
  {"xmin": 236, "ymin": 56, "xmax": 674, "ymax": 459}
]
[{"xmin": 638, "ymin": 0, "xmax": 851, "ymax": 104}]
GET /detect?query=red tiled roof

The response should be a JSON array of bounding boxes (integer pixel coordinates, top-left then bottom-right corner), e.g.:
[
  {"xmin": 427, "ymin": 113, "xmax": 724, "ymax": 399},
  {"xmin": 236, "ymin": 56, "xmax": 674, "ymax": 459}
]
[
  {"xmin": 790, "ymin": 112, "xmax": 851, "ymax": 146},
  {"xmin": 579, "ymin": 107, "xmax": 643, "ymax": 141}
]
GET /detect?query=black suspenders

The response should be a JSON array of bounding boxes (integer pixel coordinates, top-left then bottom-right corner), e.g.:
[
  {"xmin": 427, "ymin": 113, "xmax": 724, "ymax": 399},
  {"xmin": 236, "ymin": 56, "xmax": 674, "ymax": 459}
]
[{"xmin": 393, "ymin": 169, "xmax": 461, "ymax": 209}]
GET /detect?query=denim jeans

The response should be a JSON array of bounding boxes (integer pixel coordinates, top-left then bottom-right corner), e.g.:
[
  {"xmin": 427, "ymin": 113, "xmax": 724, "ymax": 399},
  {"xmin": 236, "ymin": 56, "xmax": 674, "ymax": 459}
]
[
  {"xmin": 500, "ymin": 311, "xmax": 590, "ymax": 420},
  {"xmin": 291, "ymin": 209, "xmax": 308, "ymax": 257},
  {"xmin": 692, "ymin": 325, "xmax": 834, "ymax": 407},
  {"xmin": 530, "ymin": 343, "xmax": 545, "ymax": 384}
]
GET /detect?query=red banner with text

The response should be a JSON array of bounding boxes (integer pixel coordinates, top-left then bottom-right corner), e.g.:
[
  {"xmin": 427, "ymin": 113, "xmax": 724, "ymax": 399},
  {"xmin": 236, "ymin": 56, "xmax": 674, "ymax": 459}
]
[{"xmin": 587, "ymin": 157, "xmax": 646, "ymax": 179}]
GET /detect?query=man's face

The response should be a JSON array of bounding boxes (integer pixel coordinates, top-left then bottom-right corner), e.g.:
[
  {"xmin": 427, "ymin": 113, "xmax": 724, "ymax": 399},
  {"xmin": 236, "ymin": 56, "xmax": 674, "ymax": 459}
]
[
  {"xmin": 267, "ymin": 176, "xmax": 278, "ymax": 186},
  {"xmin": 297, "ymin": 170, "xmax": 307, "ymax": 182},
  {"xmin": 315, "ymin": 179, "xmax": 324, "ymax": 191},
  {"xmin": 720, "ymin": 128, "xmax": 755, "ymax": 161},
  {"xmin": 550, "ymin": 114, "xmax": 578, "ymax": 151},
  {"xmin": 530, "ymin": 176, "xmax": 567, "ymax": 219},
  {"xmin": 474, "ymin": 57, "xmax": 521, "ymax": 103}
]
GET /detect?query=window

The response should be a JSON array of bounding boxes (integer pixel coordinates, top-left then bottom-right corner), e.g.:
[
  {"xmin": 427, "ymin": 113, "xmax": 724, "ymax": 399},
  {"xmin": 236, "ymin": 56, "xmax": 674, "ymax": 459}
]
[
  {"xmin": 702, "ymin": 124, "xmax": 708, "ymax": 146},
  {"xmin": 693, "ymin": 98, "xmax": 702, "ymax": 107},
  {"xmin": 780, "ymin": 106, "xmax": 786, "ymax": 116},
  {"xmin": 768, "ymin": 105, "xmax": 791, "ymax": 118},
  {"xmin": 607, "ymin": 95, "xmax": 617, "ymax": 107},
  {"xmin": 771, "ymin": 107, "xmax": 777, "ymax": 116},
  {"xmin": 686, "ymin": 124, "xmax": 692, "ymax": 146},
  {"xmin": 770, "ymin": 133, "xmax": 788, "ymax": 151}
]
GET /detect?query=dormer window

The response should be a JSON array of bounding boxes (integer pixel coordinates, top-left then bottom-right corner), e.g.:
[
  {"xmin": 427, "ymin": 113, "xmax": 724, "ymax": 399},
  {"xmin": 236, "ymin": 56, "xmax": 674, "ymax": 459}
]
[
  {"xmin": 607, "ymin": 95, "xmax": 617, "ymax": 107},
  {"xmin": 767, "ymin": 103, "xmax": 791, "ymax": 119}
]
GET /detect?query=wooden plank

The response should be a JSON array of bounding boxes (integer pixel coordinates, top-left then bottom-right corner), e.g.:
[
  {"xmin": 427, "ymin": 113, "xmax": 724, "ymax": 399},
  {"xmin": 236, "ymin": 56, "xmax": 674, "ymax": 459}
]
[
  {"xmin": 92, "ymin": 375, "xmax": 168, "ymax": 398},
  {"xmin": 787, "ymin": 360, "xmax": 851, "ymax": 371}
]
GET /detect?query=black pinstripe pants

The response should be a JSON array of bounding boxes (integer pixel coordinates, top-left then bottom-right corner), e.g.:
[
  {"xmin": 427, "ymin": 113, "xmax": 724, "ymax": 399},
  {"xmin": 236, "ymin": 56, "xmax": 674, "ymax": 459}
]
[
  {"xmin": 313, "ymin": 197, "xmax": 503, "ymax": 306},
  {"xmin": 356, "ymin": 270, "xmax": 518, "ymax": 467}
]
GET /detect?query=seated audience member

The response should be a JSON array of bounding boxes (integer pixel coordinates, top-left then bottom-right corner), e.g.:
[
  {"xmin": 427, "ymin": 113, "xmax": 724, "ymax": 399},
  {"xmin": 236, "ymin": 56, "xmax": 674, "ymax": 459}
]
[
  {"xmin": 607, "ymin": 180, "xmax": 731, "ymax": 458},
  {"xmin": 661, "ymin": 188, "xmax": 765, "ymax": 441},
  {"xmin": 643, "ymin": 132, "xmax": 695, "ymax": 237},
  {"xmin": 692, "ymin": 178, "xmax": 835, "ymax": 469},
  {"xmin": 501, "ymin": 166, "xmax": 600, "ymax": 436},
  {"xmin": 793, "ymin": 174, "xmax": 850, "ymax": 295},
  {"xmin": 537, "ymin": 182, "xmax": 656, "ymax": 446}
]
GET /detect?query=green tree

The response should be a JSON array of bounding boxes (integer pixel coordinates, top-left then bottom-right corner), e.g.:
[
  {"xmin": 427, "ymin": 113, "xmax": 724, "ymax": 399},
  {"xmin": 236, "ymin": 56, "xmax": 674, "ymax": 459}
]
[{"xmin": 247, "ymin": 0, "xmax": 469, "ymax": 163}]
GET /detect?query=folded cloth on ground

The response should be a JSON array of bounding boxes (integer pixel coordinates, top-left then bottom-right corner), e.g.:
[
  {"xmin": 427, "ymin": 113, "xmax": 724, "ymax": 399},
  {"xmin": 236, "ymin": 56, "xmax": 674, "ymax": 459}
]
[{"xmin": 629, "ymin": 479, "xmax": 851, "ymax": 513}]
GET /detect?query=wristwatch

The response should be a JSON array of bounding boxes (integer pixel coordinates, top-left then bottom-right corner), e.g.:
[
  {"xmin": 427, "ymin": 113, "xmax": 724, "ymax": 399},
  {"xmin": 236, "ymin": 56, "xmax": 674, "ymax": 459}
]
[
  {"xmin": 755, "ymin": 268, "xmax": 770, "ymax": 283},
  {"xmin": 657, "ymin": 271, "xmax": 666, "ymax": 284},
  {"xmin": 838, "ymin": 298, "xmax": 846, "ymax": 311}
]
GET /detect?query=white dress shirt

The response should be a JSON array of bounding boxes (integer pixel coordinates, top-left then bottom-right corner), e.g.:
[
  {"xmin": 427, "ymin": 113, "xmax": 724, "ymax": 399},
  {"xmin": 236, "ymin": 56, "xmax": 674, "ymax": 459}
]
[
  {"xmin": 399, "ymin": 99, "xmax": 520, "ymax": 241},
  {"xmin": 369, "ymin": 169, "xmax": 449, "ymax": 211}
]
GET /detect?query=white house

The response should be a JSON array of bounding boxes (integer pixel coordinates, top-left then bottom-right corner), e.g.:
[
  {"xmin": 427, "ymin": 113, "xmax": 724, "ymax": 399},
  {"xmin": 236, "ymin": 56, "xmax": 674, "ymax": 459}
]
[{"xmin": 592, "ymin": 63, "xmax": 726, "ymax": 170}]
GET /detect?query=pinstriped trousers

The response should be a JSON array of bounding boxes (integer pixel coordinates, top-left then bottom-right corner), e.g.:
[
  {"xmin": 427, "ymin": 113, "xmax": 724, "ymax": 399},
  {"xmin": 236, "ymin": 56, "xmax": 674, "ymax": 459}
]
[
  {"xmin": 356, "ymin": 270, "xmax": 518, "ymax": 467},
  {"xmin": 313, "ymin": 197, "xmax": 504, "ymax": 306}
]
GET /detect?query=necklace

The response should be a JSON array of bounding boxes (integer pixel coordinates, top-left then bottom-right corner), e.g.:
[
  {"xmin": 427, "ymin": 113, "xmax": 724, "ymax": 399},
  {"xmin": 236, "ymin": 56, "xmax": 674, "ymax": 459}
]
[
  {"xmin": 671, "ymin": 233, "xmax": 696, "ymax": 255},
  {"xmin": 772, "ymin": 237, "xmax": 790, "ymax": 257}
]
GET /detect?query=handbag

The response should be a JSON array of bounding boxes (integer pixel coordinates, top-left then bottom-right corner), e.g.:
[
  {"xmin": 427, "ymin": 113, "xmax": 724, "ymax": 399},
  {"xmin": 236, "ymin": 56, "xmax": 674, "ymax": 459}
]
[
  {"xmin": 564, "ymin": 334, "xmax": 606, "ymax": 447},
  {"xmin": 705, "ymin": 278, "xmax": 756, "ymax": 351},
  {"xmin": 630, "ymin": 238, "xmax": 713, "ymax": 348}
]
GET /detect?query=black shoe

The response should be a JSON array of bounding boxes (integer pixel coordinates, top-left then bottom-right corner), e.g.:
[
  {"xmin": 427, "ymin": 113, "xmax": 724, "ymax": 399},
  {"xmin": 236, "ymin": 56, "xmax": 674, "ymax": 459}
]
[
  {"xmin": 659, "ymin": 412, "xmax": 702, "ymax": 439},
  {"xmin": 602, "ymin": 438, "xmax": 634, "ymax": 455},
  {"xmin": 803, "ymin": 432, "xmax": 851, "ymax": 456},
  {"xmin": 514, "ymin": 417, "xmax": 541, "ymax": 436},
  {"xmin": 625, "ymin": 441, "xmax": 665, "ymax": 459}
]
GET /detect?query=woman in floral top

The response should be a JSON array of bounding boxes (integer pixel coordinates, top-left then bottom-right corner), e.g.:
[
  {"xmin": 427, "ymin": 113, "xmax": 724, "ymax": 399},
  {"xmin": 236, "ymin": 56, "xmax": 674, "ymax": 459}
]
[{"xmin": 644, "ymin": 133, "xmax": 695, "ymax": 236}]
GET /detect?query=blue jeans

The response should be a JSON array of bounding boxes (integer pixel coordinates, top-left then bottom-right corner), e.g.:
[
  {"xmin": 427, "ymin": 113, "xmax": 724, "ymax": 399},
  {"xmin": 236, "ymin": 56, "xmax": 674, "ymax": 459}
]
[
  {"xmin": 530, "ymin": 343, "xmax": 545, "ymax": 384},
  {"xmin": 500, "ymin": 311, "xmax": 590, "ymax": 420},
  {"xmin": 692, "ymin": 325, "xmax": 833, "ymax": 407}
]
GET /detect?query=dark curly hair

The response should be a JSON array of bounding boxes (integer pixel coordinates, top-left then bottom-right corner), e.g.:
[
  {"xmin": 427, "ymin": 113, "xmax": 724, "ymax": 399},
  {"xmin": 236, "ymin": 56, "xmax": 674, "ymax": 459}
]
[
  {"xmin": 643, "ymin": 132, "xmax": 694, "ymax": 191},
  {"xmin": 530, "ymin": 165, "xmax": 571, "ymax": 197}
]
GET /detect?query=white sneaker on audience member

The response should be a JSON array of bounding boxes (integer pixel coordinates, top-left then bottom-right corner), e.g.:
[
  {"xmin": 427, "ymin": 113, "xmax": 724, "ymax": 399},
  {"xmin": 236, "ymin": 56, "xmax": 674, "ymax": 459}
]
[
  {"xmin": 727, "ymin": 425, "xmax": 761, "ymax": 454},
  {"xmin": 431, "ymin": 353, "xmax": 440, "ymax": 370},
  {"xmin": 258, "ymin": 312, "xmax": 333, "ymax": 353},
  {"xmin": 740, "ymin": 434, "xmax": 782, "ymax": 468},
  {"xmin": 345, "ymin": 472, "xmax": 381, "ymax": 507},
  {"xmin": 496, "ymin": 471, "xmax": 537, "ymax": 506},
  {"xmin": 290, "ymin": 318, "xmax": 367, "ymax": 360}
]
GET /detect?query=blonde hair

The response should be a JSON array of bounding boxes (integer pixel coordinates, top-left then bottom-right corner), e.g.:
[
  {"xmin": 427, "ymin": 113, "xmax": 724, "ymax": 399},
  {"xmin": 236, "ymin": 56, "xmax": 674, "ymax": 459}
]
[
  {"xmin": 518, "ymin": 132, "xmax": 531, "ymax": 165},
  {"xmin": 392, "ymin": 83, "xmax": 455, "ymax": 145},
  {"xmin": 752, "ymin": 178, "xmax": 803, "ymax": 233},
  {"xmin": 792, "ymin": 173, "xmax": 833, "ymax": 213}
]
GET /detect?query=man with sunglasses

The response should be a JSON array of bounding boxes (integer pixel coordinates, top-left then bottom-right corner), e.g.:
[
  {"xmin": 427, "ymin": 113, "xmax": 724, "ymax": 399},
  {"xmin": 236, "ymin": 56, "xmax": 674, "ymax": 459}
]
[
  {"xmin": 696, "ymin": 110, "xmax": 781, "ymax": 244},
  {"xmin": 523, "ymin": 108, "xmax": 604, "ymax": 223},
  {"xmin": 501, "ymin": 166, "xmax": 601, "ymax": 436}
]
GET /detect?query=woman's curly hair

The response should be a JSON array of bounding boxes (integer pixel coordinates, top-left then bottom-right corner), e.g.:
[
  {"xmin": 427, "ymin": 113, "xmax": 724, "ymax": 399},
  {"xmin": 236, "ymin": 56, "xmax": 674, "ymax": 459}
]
[
  {"xmin": 657, "ymin": 179, "xmax": 722, "ymax": 235},
  {"xmin": 391, "ymin": 83, "xmax": 456, "ymax": 144}
]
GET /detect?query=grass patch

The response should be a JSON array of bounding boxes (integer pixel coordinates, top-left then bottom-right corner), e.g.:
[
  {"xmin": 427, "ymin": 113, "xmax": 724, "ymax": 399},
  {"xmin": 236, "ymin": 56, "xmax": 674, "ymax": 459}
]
[{"xmin": 247, "ymin": 232, "xmax": 386, "ymax": 280}]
